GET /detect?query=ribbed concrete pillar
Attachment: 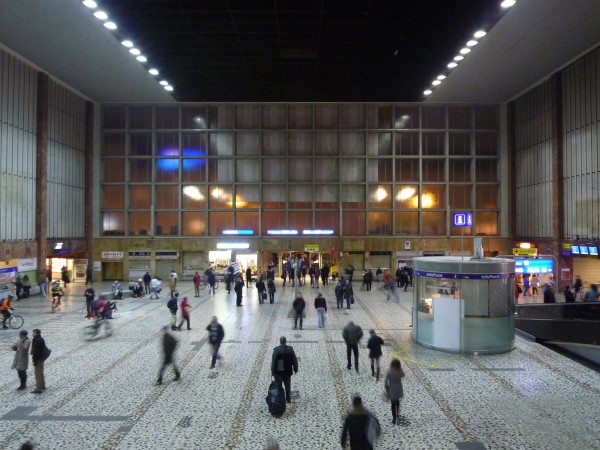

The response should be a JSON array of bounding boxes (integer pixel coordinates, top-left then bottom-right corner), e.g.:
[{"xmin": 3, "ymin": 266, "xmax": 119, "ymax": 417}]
[
  {"xmin": 84, "ymin": 101, "xmax": 94, "ymax": 269},
  {"xmin": 35, "ymin": 72, "xmax": 49, "ymax": 273}
]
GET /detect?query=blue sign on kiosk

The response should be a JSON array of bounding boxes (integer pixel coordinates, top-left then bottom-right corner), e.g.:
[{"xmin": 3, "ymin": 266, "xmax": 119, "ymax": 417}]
[{"xmin": 452, "ymin": 212, "xmax": 472, "ymax": 227}]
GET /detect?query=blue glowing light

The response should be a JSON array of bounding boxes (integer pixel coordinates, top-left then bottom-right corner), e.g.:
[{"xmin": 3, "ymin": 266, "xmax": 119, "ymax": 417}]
[
  {"xmin": 157, "ymin": 148, "xmax": 179, "ymax": 156},
  {"xmin": 183, "ymin": 148, "xmax": 206, "ymax": 157},
  {"xmin": 223, "ymin": 230, "xmax": 254, "ymax": 235},
  {"xmin": 156, "ymin": 158, "xmax": 179, "ymax": 171},
  {"xmin": 268, "ymin": 230, "xmax": 299, "ymax": 235},
  {"xmin": 302, "ymin": 229, "xmax": 334, "ymax": 235}
]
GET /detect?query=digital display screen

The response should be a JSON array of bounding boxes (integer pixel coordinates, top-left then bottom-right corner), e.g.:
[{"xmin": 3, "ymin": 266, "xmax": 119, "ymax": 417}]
[
  {"xmin": 515, "ymin": 259, "xmax": 554, "ymax": 274},
  {"xmin": 571, "ymin": 246, "xmax": 580, "ymax": 254},
  {"xmin": 589, "ymin": 246, "xmax": 599, "ymax": 256},
  {"xmin": 580, "ymin": 246, "xmax": 589, "ymax": 255}
]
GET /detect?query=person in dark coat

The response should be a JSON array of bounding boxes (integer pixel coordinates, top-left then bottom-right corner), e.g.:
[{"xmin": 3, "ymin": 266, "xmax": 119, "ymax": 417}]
[
  {"xmin": 156, "ymin": 326, "xmax": 180, "ymax": 385},
  {"xmin": 30, "ymin": 329, "xmax": 47, "ymax": 394},
  {"xmin": 271, "ymin": 336, "xmax": 298, "ymax": 404},
  {"xmin": 256, "ymin": 276, "xmax": 266, "ymax": 304},
  {"xmin": 85, "ymin": 266, "xmax": 93, "ymax": 285},
  {"xmin": 563, "ymin": 285, "xmax": 576, "ymax": 303},
  {"xmin": 206, "ymin": 316, "xmax": 225, "ymax": 369},
  {"xmin": 84, "ymin": 287, "xmax": 95, "ymax": 319},
  {"xmin": 543, "ymin": 282, "xmax": 556, "ymax": 303},
  {"xmin": 234, "ymin": 275, "xmax": 244, "ymax": 306},
  {"xmin": 292, "ymin": 292, "xmax": 306, "ymax": 330},
  {"xmin": 343, "ymin": 321, "xmax": 364, "ymax": 372},
  {"xmin": 314, "ymin": 292, "xmax": 327, "ymax": 328},
  {"xmin": 167, "ymin": 293, "xmax": 179, "ymax": 330},
  {"xmin": 384, "ymin": 359, "xmax": 405, "ymax": 425},
  {"xmin": 267, "ymin": 278, "xmax": 276, "ymax": 304},
  {"xmin": 367, "ymin": 330, "xmax": 384, "ymax": 381},
  {"xmin": 143, "ymin": 272, "xmax": 152, "ymax": 295},
  {"xmin": 245, "ymin": 267, "xmax": 252, "ymax": 288},
  {"xmin": 341, "ymin": 396, "xmax": 379, "ymax": 450},
  {"xmin": 343, "ymin": 279, "xmax": 354, "ymax": 309}
]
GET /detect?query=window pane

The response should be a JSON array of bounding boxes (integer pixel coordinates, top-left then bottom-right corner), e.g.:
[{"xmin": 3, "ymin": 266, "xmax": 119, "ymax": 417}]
[
  {"xmin": 103, "ymin": 133, "xmax": 125, "ymax": 156},
  {"xmin": 315, "ymin": 211, "xmax": 338, "ymax": 231},
  {"xmin": 422, "ymin": 185, "xmax": 445, "ymax": 209},
  {"xmin": 476, "ymin": 185, "xmax": 499, "ymax": 208},
  {"xmin": 476, "ymin": 132, "xmax": 498, "ymax": 155},
  {"xmin": 395, "ymin": 185, "xmax": 419, "ymax": 209},
  {"xmin": 156, "ymin": 159, "xmax": 179, "ymax": 183},
  {"xmin": 367, "ymin": 159, "xmax": 393, "ymax": 182},
  {"xmin": 182, "ymin": 158, "xmax": 206, "ymax": 182},
  {"xmin": 263, "ymin": 105, "xmax": 286, "ymax": 129},
  {"xmin": 263, "ymin": 132, "xmax": 286, "ymax": 155},
  {"xmin": 262, "ymin": 186, "xmax": 285, "ymax": 208},
  {"xmin": 422, "ymin": 159, "xmax": 445, "ymax": 182},
  {"xmin": 130, "ymin": 185, "xmax": 151, "ymax": 209},
  {"xmin": 449, "ymin": 159, "xmax": 471, "ymax": 182},
  {"xmin": 394, "ymin": 105, "xmax": 419, "ymax": 129},
  {"xmin": 448, "ymin": 106, "xmax": 471, "ymax": 129},
  {"xmin": 236, "ymin": 132, "xmax": 260, "ymax": 156},
  {"xmin": 262, "ymin": 159, "xmax": 286, "ymax": 182},
  {"xmin": 368, "ymin": 212, "xmax": 392, "ymax": 235},
  {"xmin": 422, "ymin": 212, "xmax": 446, "ymax": 235},
  {"xmin": 182, "ymin": 212, "xmax": 206, "ymax": 235},
  {"xmin": 208, "ymin": 105, "xmax": 234, "ymax": 129},
  {"xmin": 475, "ymin": 105, "xmax": 498, "ymax": 129},
  {"xmin": 235, "ymin": 105, "xmax": 260, "ymax": 129},
  {"xmin": 394, "ymin": 132, "xmax": 419, "ymax": 155},
  {"xmin": 475, "ymin": 211, "xmax": 498, "ymax": 235},
  {"xmin": 182, "ymin": 185, "xmax": 206, "ymax": 209},
  {"xmin": 422, "ymin": 105, "xmax": 445, "ymax": 129},
  {"xmin": 341, "ymin": 159, "xmax": 365, "ymax": 182},
  {"xmin": 315, "ymin": 185, "xmax": 338, "ymax": 208},
  {"xmin": 102, "ymin": 105, "xmax": 126, "ymax": 129},
  {"xmin": 367, "ymin": 106, "xmax": 391, "ymax": 128},
  {"xmin": 182, "ymin": 132, "xmax": 207, "ymax": 156},
  {"xmin": 235, "ymin": 212, "xmax": 258, "ymax": 232},
  {"xmin": 288, "ymin": 105, "xmax": 312, "ymax": 129},
  {"xmin": 395, "ymin": 212, "xmax": 418, "ymax": 235},
  {"xmin": 289, "ymin": 211, "xmax": 312, "ymax": 230},
  {"xmin": 315, "ymin": 132, "xmax": 338, "ymax": 156},
  {"xmin": 449, "ymin": 185, "xmax": 472, "ymax": 209},
  {"xmin": 156, "ymin": 132, "xmax": 179, "ymax": 156},
  {"xmin": 102, "ymin": 212, "xmax": 124, "ymax": 235},
  {"xmin": 155, "ymin": 185, "xmax": 178, "ymax": 209},
  {"xmin": 209, "ymin": 212, "xmax": 233, "ymax": 235},
  {"xmin": 235, "ymin": 185, "xmax": 259, "ymax": 209},
  {"xmin": 209, "ymin": 186, "xmax": 233, "ymax": 209},
  {"xmin": 103, "ymin": 159, "xmax": 125, "ymax": 182},
  {"xmin": 368, "ymin": 185, "xmax": 392, "ymax": 209},
  {"xmin": 262, "ymin": 211, "xmax": 286, "ymax": 235},
  {"xmin": 182, "ymin": 106, "xmax": 207, "ymax": 129},
  {"xmin": 476, "ymin": 160, "xmax": 498, "ymax": 182},
  {"xmin": 236, "ymin": 159, "xmax": 260, "ymax": 182},
  {"xmin": 342, "ymin": 211, "xmax": 365, "ymax": 235},
  {"xmin": 129, "ymin": 159, "xmax": 152, "ymax": 182},
  {"xmin": 315, "ymin": 104, "xmax": 338, "ymax": 129},
  {"xmin": 289, "ymin": 185, "xmax": 312, "ymax": 208},
  {"xmin": 342, "ymin": 185, "xmax": 365, "ymax": 208},
  {"xmin": 209, "ymin": 133, "xmax": 234, "ymax": 156},
  {"xmin": 340, "ymin": 132, "xmax": 365, "ymax": 155},
  {"xmin": 423, "ymin": 132, "xmax": 445, "ymax": 155},
  {"xmin": 289, "ymin": 131, "xmax": 312, "ymax": 156},
  {"xmin": 340, "ymin": 104, "xmax": 365, "ymax": 128},
  {"xmin": 288, "ymin": 159, "xmax": 312, "ymax": 182},
  {"xmin": 395, "ymin": 159, "xmax": 419, "ymax": 182},
  {"xmin": 129, "ymin": 105, "xmax": 152, "ymax": 129},
  {"xmin": 315, "ymin": 158, "xmax": 338, "ymax": 182},
  {"xmin": 367, "ymin": 133, "xmax": 392, "ymax": 155},
  {"xmin": 449, "ymin": 132, "xmax": 471, "ymax": 155},
  {"xmin": 129, "ymin": 211, "xmax": 150, "ymax": 236},
  {"xmin": 156, "ymin": 105, "xmax": 179, "ymax": 129},
  {"xmin": 130, "ymin": 133, "xmax": 152, "ymax": 156},
  {"xmin": 208, "ymin": 159, "xmax": 233, "ymax": 182},
  {"xmin": 155, "ymin": 212, "xmax": 179, "ymax": 235},
  {"xmin": 102, "ymin": 186, "xmax": 125, "ymax": 209}
]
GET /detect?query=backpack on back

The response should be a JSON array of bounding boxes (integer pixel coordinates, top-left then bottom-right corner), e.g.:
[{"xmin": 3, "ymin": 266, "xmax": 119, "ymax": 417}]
[{"xmin": 265, "ymin": 379, "xmax": 286, "ymax": 416}]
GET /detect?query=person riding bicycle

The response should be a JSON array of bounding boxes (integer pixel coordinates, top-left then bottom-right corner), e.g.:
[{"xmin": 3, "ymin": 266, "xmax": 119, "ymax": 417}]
[
  {"xmin": 91, "ymin": 296, "xmax": 116, "ymax": 320},
  {"xmin": 51, "ymin": 281, "xmax": 64, "ymax": 308},
  {"xmin": 1, "ymin": 294, "xmax": 14, "ymax": 329}
]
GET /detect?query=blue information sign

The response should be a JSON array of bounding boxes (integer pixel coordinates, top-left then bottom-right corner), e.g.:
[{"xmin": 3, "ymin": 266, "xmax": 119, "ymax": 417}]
[{"xmin": 452, "ymin": 212, "xmax": 472, "ymax": 227}]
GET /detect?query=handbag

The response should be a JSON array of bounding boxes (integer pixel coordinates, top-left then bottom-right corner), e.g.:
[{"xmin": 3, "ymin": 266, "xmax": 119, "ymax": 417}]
[
  {"xmin": 381, "ymin": 390, "xmax": 390, "ymax": 403},
  {"xmin": 41, "ymin": 346, "xmax": 52, "ymax": 361},
  {"xmin": 351, "ymin": 296, "xmax": 355, "ymax": 304}
]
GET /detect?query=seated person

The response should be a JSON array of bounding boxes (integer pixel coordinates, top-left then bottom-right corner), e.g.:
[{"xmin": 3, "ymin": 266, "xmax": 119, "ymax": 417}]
[
  {"xmin": 132, "ymin": 279, "xmax": 144, "ymax": 298},
  {"xmin": 111, "ymin": 281, "xmax": 122, "ymax": 299},
  {"xmin": 22, "ymin": 275, "xmax": 32, "ymax": 297}
]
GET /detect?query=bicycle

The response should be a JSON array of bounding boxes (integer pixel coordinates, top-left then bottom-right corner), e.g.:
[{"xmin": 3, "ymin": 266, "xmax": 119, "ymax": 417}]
[
  {"xmin": 199, "ymin": 277, "xmax": 219, "ymax": 291},
  {"xmin": 2, "ymin": 309, "xmax": 24, "ymax": 329},
  {"xmin": 83, "ymin": 317, "xmax": 113, "ymax": 341}
]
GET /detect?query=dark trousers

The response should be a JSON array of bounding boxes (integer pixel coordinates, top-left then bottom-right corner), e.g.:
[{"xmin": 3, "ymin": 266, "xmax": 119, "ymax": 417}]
[
  {"xmin": 210, "ymin": 342, "xmax": 221, "ymax": 368},
  {"xmin": 391, "ymin": 399, "xmax": 400, "ymax": 419},
  {"xmin": 346, "ymin": 343, "xmax": 359, "ymax": 370},
  {"xmin": 274, "ymin": 374, "xmax": 292, "ymax": 402},
  {"xmin": 178, "ymin": 316, "xmax": 190, "ymax": 330},
  {"xmin": 366, "ymin": 281, "xmax": 372, "ymax": 291},
  {"xmin": 17, "ymin": 369, "xmax": 27, "ymax": 387},
  {"xmin": 269, "ymin": 292, "xmax": 274, "ymax": 303},
  {"xmin": 157, "ymin": 356, "xmax": 179, "ymax": 383},
  {"xmin": 86, "ymin": 299, "xmax": 93, "ymax": 317},
  {"xmin": 294, "ymin": 311, "xmax": 303, "ymax": 329},
  {"xmin": 144, "ymin": 282, "xmax": 150, "ymax": 294},
  {"xmin": 236, "ymin": 292, "xmax": 242, "ymax": 305},
  {"xmin": 336, "ymin": 295, "xmax": 343, "ymax": 309}
]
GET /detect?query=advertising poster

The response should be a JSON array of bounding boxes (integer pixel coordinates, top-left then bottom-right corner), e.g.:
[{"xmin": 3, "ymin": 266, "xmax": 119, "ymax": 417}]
[{"xmin": 0, "ymin": 267, "xmax": 17, "ymax": 286}]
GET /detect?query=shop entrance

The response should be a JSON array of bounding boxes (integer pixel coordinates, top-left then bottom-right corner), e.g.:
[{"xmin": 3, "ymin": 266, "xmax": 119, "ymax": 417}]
[
  {"xmin": 101, "ymin": 261, "xmax": 124, "ymax": 281},
  {"xmin": 236, "ymin": 253, "xmax": 258, "ymax": 279},
  {"xmin": 46, "ymin": 258, "xmax": 75, "ymax": 283}
]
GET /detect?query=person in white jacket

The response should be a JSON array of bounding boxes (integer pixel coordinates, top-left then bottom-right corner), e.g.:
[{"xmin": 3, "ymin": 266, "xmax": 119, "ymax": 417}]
[{"xmin": 150, "ymin": 278, "xmax": 162, "ymax": 299}]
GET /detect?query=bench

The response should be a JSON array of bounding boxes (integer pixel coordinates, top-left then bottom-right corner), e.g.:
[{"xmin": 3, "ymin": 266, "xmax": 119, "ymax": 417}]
[{"xmin": 99, "ymin": 290, "xmax": 134, "ymax": 299}]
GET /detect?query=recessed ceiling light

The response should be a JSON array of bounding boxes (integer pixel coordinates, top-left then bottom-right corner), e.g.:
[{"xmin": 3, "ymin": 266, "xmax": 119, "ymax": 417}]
[
  {"xmin": 448, "ymin": 62, "xmax": 458, "ymax": 68},
  {"xmin": 474, "ymin": 30, "xmax": 487, "ymax": 38},
  {"xmin": 93, "ymin": 10, "xmax": 108, "ymax": 20},
  {"xmin": 437, "ymin": 75, "xmax": 446, "ymax": 80},
  {"xmin": 148, "ymin": 68, "xmax": 159, "ymax": 76},
  {"xmin": 136, "ymin": 55, "xmax": 147, "ymax": 62},
  {"xmin": 164, "ymin": 85, "xmax": 174, "ymax": 91},
  {"xmin": 121, "ymin": 40, "xmax": 134, "ymax": 48},
  {"xmin": 103, "ymin": 21, "xmax": 117, "ymax": 30},
  {"xmin": 501, "ymin": 0, "xmax": 516, "ymax": 7},
  {"xmin": 460, "ymin": 48, "xmax": 471, "ymax": 55},
  {"xmin": 423, "ymin": 90, "xmax": 432, "ymax": 96},
  {"xmin": 466, "ymin": 40, "xmax": 478, "ymax": 47},
  {"xmin": 454, "ymin": 55, "xmax": 464, "ymax": 61},
  {"xmin": 82, "ymin": 0, "xmax": 97, "ymax": 8},
  {"xmin": 129, "ymin": 48, "xmax": 141, "ymax": 56},
  {"xmin": 159, "ymin": 80, "xmax": 169, "ymax": 86},
  {"xmin": 432, "ymin": 80, "xmax": 441, "ymax": 86}
]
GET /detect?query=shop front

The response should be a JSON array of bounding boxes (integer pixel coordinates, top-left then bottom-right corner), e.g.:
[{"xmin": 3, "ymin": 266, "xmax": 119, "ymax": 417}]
[
  {"xmin": 182, "ymin": 251, "xmax": 206, "ymax": 281},
  {"xmin": 155, "ymin": 251, "xmax": 179, "ymax": 280},
  {"xmin": 101, "ymin": 251, "xmax": 124, "ymax": 281},
  {"xmin": 128, "ymin": 251, "xmax": 151, "ymax": 281}
]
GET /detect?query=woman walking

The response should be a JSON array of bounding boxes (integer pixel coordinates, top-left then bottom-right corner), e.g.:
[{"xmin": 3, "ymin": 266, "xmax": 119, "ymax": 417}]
[
  {"xmin": 12, "ymin": 330, "xmax": 31, "ymax": 391},
  {"xmin": 384, "ymin": 358, "xmax": 405, "ymax": 424}
]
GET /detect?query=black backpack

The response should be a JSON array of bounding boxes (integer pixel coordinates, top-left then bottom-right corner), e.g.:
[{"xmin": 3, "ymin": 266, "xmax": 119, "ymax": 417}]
[{"xmin": 265, "ymin": 379, "xmax": 286, "ymax": 416}]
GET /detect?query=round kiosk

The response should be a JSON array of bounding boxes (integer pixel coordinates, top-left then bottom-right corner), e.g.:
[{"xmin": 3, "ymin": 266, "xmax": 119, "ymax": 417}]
[{"xmin": 412, "ymin": 256, "xmax": 516, "ymax": 354}]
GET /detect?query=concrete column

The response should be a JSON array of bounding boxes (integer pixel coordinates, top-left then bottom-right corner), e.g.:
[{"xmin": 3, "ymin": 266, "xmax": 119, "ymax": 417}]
[
  {"xmin": 35, "ymin": 72, "xmax": 49, "ymax": 272},
  {"xmin": 506, "ymin": 101, "xmax": 516, "ymax": 242},
  {"xmin": 84, "ymin": 101, "xmax": 94, "ymax": 276}
]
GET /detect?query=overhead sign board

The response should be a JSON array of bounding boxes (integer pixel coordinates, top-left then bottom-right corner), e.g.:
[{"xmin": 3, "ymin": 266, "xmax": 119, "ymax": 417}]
[
  {"xmin": 452, "ymin": 212, "xmax": 472, "ymax": 227},
  {"xmin": 512, "ymin": 248, "xmax": 538, "ymax": 256},
  {"xmin": 305, "ymin": 245, "xmax": 320, "ymax": 252}
]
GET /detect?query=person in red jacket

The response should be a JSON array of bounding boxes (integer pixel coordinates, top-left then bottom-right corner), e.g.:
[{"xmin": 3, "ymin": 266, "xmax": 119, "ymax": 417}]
[{"xmin": 177, "ymin": 297, "xmax": 191, "ymax": 331}]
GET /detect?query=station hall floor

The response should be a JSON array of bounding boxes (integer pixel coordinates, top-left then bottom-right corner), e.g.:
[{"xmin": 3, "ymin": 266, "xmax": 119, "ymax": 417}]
[{"xmin": 0, "ymin": 279, "xmax": 598, "ymax": 450}]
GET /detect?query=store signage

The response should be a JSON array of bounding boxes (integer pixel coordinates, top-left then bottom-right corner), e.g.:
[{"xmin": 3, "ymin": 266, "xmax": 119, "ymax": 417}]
[
  {"xmin": 512, "ymin": 248, "xmax": 538, "ymax": 256},
  {"xmin": 413, "ymin": 269, "xmax": 514, "ymax": 280},
  {"xmin": 93, "ymin": 261, "xmax": 102, "ymax": 272},
  {"xmin": 216, "ymin": 243, "xmax": 249, "ymax": 250},
  {"xmin": 305, "ymin": 245, "xmax": 320, "ymax": 252},
  {"xmin": 561, "ymin": 268, "xmax": 571, "ymax": 281},
  {"xmin": 302, "ymin": 229, "xmax": 334, "ymax": 235},
  {"xmin": 101, "ymin": 251, "xmax": 123, "ymax": 260},
  {"xmin": 514, "ymin": 258, "xmax": 553, "ymax": 274},
  {"xmin": 404, "ymin": 240, "xmax": 411, "ymax": 250},
  {"xmin": 156, "ymin": 251, "xmax": 179, "ymax": 259},
  {"xmin": 128, "ymin": 251, "xmax": 151, "ymax": 259},
  {"xmin": 223, "ymin": 230, "xmax": 254, "ymax": 235},
  {"xmin": 267, "ymin": 229, "xmax": 298, "ymax": 235},
  {"xmin": 0, "ymin": 266, "xmax": 18, "ymax": 285},
  {"xmin": 18, "ymin": 258, "xmax": 37, "ymax": 272},
  {"xmin": 452, "ymin": 212, "xmax": 472, "ymax": 227}
]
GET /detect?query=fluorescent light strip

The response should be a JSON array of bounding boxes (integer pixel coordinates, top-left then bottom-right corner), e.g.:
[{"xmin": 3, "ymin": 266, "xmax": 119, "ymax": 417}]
[
  {"xmin": 302, "ymin": 229, "xmax": 334, "ymax": 235},
  {"xmin": 216, "ymin": 242, "xmax": 250, "ymax": 249},
  {"xmin": 267, "ymin": 230, "xmax": 299, "ymax": 235},
  {"xmin": 222, "ymin": 230, "xmax": 254, "ymax": 235}
]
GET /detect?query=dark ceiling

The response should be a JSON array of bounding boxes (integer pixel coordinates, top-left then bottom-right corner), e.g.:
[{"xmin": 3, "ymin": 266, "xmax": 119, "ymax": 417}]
[{"xmin": 100, "ymin": 0, "xmax": 505, "ymax": 102}]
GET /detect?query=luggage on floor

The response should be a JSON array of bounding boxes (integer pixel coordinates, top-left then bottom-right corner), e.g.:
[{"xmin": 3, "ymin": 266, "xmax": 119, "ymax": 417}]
[
  {"xmin": 262, "ymin": 292, "xmax": 267, "ymax": 301},
  {"xmin": 265, "ymin": 379, "xmax": 286, "ymax": 416}
]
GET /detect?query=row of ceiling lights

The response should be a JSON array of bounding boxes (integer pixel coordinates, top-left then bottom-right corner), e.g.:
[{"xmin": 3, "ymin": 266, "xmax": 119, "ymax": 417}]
[
  {"xmin": 423, "ymin": 0, "xmax": 518, "ymax": 97},
  {"xmin": 80, "ymin": 0, "xmax": 174, "ymax": 92}
]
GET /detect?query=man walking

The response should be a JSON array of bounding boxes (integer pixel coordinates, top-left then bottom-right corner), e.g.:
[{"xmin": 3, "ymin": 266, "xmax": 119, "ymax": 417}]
[
  {"xmin": 84, "ymin": 286, "xmax": 95, "ymax": 319},
  {"xmin": 245, "ymin": 266, "xmax": 252, "ymax": 288},
  {"xmin": 206, "ymin": 316, "xmax": 225, "ymax": 369},
  {"xmin": 167, "ymin": 292, "xmax": 178, "ymax": 331},
  {"xmin": 30, "ymin": 329, "xmax": 48, "ymax": 394},
  {"xmin": 155, "ymin": 326, "xmax": 180, "ymax": 385},
  {"xmin": 292, "ymin": 292, "xmax": 306, "ymax": 330},
  {"xmin": 271, "ymin": 336, "xmax": 298, "ymax": 404},
  {"xmin": 343, "ymin": 321, "xmax": 363, "ymax": 372},
  {"xmin": 367, "ymin": 329, "xmax": 384, "ymax": 381},
  {"xmin": 143, "ymin": 272, "xmax": 152, "ymax": 295},
  {"xmin": 343, "ymin": 279, "xmax": 354, "ymax": 309},
  {"xmin": 177, "ymin": 296, "xmax": 191, "ymax": 331},
  {"xmin": 85, "ymin": 265, "xmax": 93, "ymax": 285},
  {"xmin": 341, "ymin": 396, "xmax": 380, "ymax": 450},
  {"xmin": 234, "ymin": 275, "xmax": 244, "ymax": 306},
  {"xmin": 314, "ymin": 292, "xmax": 327, "ymax": 328}
]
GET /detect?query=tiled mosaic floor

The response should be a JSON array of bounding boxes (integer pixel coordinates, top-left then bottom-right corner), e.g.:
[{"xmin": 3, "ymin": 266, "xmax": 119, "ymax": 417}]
[{"xmin": 0, "ymin": 279, "xmax": 598, "ymax": 450}]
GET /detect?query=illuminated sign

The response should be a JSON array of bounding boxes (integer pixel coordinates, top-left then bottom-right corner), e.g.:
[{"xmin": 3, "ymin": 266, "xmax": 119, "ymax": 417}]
[
  {"xmin": 580, "ymin": 246, "xmax": 589, "ymax": 255},
  {"xmin": 304, "ymin": 245, "xmax": 320, "ymax": 252},
  {"xmin": 222, "ymin": 230, "xmax": 254, "ymax": 235},
  {"xmin": 571, "ymin": 245, "xmax": 580, "ymax": 254},
  {"xmin": 216, "ymin": 242, "xmax": 250, "ymax": 249},
  {"xmin": 590, "ymin": 246, "xmax": 599, "ymax": 256},
  {"xmin": 512, "ymin": 248, "xmax": 538, "ymax": 256},
  {"xmin": 452, "ymin": 212, "xmax": 472, "ymax": 227},
  {"xmin": 54, "ymin": 242, "xmax": 64, "ymax": 250},
  {"xmin": 267, "ymin": 230, "xmax": 298, "ymax": 235},
  {"xmin": 302, "ymin": 229, "xmax": 334, "ymax": 235},
  {"xmin": 514, "ymin": 259, "xmax": 553, "ymax": 274}
]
